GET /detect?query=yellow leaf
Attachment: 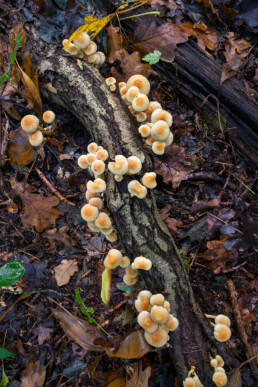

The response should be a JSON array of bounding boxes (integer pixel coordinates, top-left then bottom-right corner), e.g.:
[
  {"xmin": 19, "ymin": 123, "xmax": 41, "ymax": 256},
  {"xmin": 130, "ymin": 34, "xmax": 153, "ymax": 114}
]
[{"xmin": 101, "ymin": 268, "xmax": 112, "ymax": 305}]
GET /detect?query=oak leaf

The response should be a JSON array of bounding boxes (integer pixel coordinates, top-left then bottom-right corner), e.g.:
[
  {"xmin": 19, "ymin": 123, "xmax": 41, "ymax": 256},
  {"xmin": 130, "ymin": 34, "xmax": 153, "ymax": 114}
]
[
  {"xmin": 180, "ymin": 21, "xmax": 218, "ymax": 51},
  {"xmin": 54, "ymin": 259, "xmax": 79, "ymax": 286},
  {"xmin": 106, "ymin": 330, "xmax": 152, "ymax": 359},
  {"xmin": 20, "ymin": 360, "xmax": 46, "ymax": 387},
  {"xmin": 107, "ymin": 24, "xmax": 123, "ymax": 63},
  {"xmin": 7, "ymin": 128, "xmax": 37, "ymax": 166}
]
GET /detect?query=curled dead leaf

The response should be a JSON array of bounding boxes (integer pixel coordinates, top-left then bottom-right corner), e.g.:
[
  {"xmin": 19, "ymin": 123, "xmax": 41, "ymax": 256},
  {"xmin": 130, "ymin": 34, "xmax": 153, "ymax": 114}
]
[
  {"xmin": 106, "ymin": 330, "xmax": 152, "ymax": 359},
  {"xmin": 7, "ymin": 128, "xmax": 37, "ymax": 167}
]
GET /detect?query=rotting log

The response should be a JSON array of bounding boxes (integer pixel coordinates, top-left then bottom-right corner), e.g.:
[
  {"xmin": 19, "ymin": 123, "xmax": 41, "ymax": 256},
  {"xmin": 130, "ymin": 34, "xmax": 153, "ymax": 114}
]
[{"xmin": 26, "ymin": 26, "xmax": 238, "ymax": 385}]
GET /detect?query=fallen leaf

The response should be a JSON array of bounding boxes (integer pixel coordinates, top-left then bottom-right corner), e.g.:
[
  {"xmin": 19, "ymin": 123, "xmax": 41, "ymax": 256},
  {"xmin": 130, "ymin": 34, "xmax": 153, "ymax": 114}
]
[
  {"xmin": 180, "ymin": 21, "xmax": 218, "ymax": 52},
  {"xmin": 101, "ymin": 268, "xmax": 112, "ymax": 305},
  {"xmin": 108, "ymin": 377, "xmax": 126, "ymax": 387},
  {"xmin": 44, "ymin": 226, "xmax": 72, "ymax": 248},
  {"xmin": 106, "ymin": 330, "xmax": 152, "ymax": 359},
  {"xmin": 20, "ymin": 359, "xmax": 46, "ymax": 387},
  {"xmin": 9, "ymin": 23, "xmax": 27, "ymax": 51},
  {"xmin": 11, "ymin": 178, "xmax": 60, "ymax": 232},
  {"xmin": 53, "ymin": 309, "xmax": 106, "ymax": 352},
  {"xmin": 151, "ymin": 0, "xmax": 178, "ymax": 16},
  {"xmin": 126, "ymin": 360, "xmax": 151, "ymax": 387},
  {"xmin": 36, "ymin": 326, "xmax": 53, "ymax": 345},
  {"xmin": 7, "ymin": 128, "xmax": 37, "ymax": 167},
  {"xmin": 129, "ymin": 18, "xmax": 188, "ymax": 61},
  {"xmin": 107, "ymin": 24, "xmax": 123, "ymax": 63},
  {"xmin": 227, "ymin": 368, "xmax": 242, "ymax": 387},
  {"xmin": 54, "ymin": 259, "xmax": 79, "ymax": 287}
]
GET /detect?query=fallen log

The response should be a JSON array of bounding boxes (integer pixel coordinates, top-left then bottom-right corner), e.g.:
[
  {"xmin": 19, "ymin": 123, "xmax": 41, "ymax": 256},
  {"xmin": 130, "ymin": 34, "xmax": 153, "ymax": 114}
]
[{"xmin": 25, "ymin": 25, "xmax": 238, "ymax": 385}]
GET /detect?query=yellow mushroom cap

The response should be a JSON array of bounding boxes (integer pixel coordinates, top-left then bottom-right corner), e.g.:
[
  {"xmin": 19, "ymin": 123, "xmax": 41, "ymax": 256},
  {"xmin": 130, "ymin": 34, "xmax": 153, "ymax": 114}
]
[
  {"xmin": 43, "ymin": 110, "xmax": 55, "ymax": 124},
  {"xmin": 104, "ymin": 249, "xmax": 122, "ymax": 269},
  {"xmin": 28, "ymin": 130, "xmax": 44, "ymax": 147},
  {"xmin": 123, "ymin": 274, "xmax": 137, "ymax": 285},
  {"xmin": 162, "ymin": 314, "xmax": 179, "ymax": 331},
  {"xmin": 151, "ymin": 120, "xmax": 170, "ymax": 141},
  {"xmin": 210, "ymin": 359, "xmax": 218, "ymax": 368},
  {"xmin": 183, "ymin": 378, "xmax": 196, "ymax": 387},
  {"xmin": 105, "ymin": 230, "xmax": 117, "ymax": 242},
  {"xmin": 108, "ymin": 155, "xmax": 128, "ymax": 176},
  {"xmin": 125, "ymin": 265, "xmax": 138, "ymax": 278},
  {"xmin": 136, "ymin": 112, "xmax": 147, "ymax": 123},
  {"xmin": 127, "ymin": 156, "xmax": 142, "ymax": 174},
  {"xmin": 132, "ymin": 94, "xmax": 149, "ymax": 112},
  {"xmin": 151, "ymin": 109, "xmax": 173, "ymax": 127},
  {"xmin": 68, "ymin": 44, "xmax": 80, "ymax": 56},
  {"xmin": 96, "ymin": 149, "xmax": 109, "ymax": 161},
  {"xmin": 87, "ymin": 142, "xmax": 98, "ymax": 154},
  {"xmin": 62, "ymin": 39, "xmax": 68, "ymax": 46},
  {"xmin": 110, "ymin": 84, "xmax": 116, "ymax": 92},
  {"xmin": 138, "ymin": 124, "xmax": 151, "ymax": 138},
  {"xmin": 212, "ymin": 372, "xmax": 227, "ymax": 386},
  {"xmin": 126, "ymin": 74, "xmax": 150, "ymax": 95},
  {"xmin": 163, "ymin": 301, "xmax": 171, "ymax": 313},
  {"xmin": 101, "ymin": 226, "xmax": 113, "ymax": 236},
  {"xmin": 119, "ymin": 82, "xmax": 126, "ymax": 90},
  {"xmin": 151, "ymin": 305, "xmax": 169, "ymax": 324},
  {"xmin": 215, "ymin": 314, "xmax": 231, "ymax": 327},
  {"xmin": 88, "ymin": 54, "xmax": 98, "ymax": 63},
  {"xmin": 115, "ymin": 175, "xmax": 123, "ymax": 182},
  {"xmin": 81, "ymin": 204, "xmax": 99, "ymax": 222},
  {"xmin": 217, "ymin": 367, "xmax": 225, "ymax": 374},
  {"xmin": 144, "ymin": 326, "xmax": 168, "ymax": 348},
  {"xmin": 64, "ymin": 42, "xmax": 73, "ymax": 53},
  {"xmin": 21, "ymin": 115, "xmax": 39, "ymax": 133},
  {"xmin": 146, "ymin": 101, "xmax": 162, "ymax": 120},
  {"xmin": 165, "ymin": 131, "xmax": 174, "ymax": 146},
  {"xmin": 85, "ymin": 153, "xmax": 97, "ymax": 165},
  {"xmin": 152, "ymin": 141, "xmax": 166, "ymax": 155},
  {"xmin": 95, "ymin": 51, "xmax": 105, "ymax": 65},
  {"xmin": 78, "ymin": 155, "xmax": 89, "ymax": 169},
  {"xmin": 126, "ymin": 86, "xmax": 139, "ymax": 103},
  {"xmin": 120, "ymin": 86, "xmax": 127, "ymax": 96},
  {"xmin": 84, "ymin": 41, "xmax": 97, "ymax": 55},
  {"xmin": 146, "ymin": 135, "xmax": 155, "ymax": 146},
  {"xmin": 91, "ymin": 160, "xmax": 105, "ymax": 175},
  {"xmin": 135, "ymin": 290, "xmax": 152, "ymax": 312},
  {"xmin": 137, "ymin": 311, "xmax": 158, "ymax": 333},
  {"xmin": 89, "ymin": 197, "xmax": 104, "ymax": 210},
  {"xmin": 73, "ymin": 32, "xmax": 90, "ymax": 49},
  {"xmin": 85, "ymin": 190, "xmax": 100, "ymax": 201},
  {"xmin": 105, "ymin": 77, "xmax": 116, "ymax": 86},
  {"xmin": 141, "ymin": 172, "xmax": 157, "ymax": 189},
  {"xmin": 87, "ymin": 222, "xmax": 101, "ymax": 232},
  {"xmin": 214, "ymin": 324, "xmax": 231, "ymax": 342},
  {"xmin": 150, "ymin": 294, "xmax": 165, "ymax": 306},
  {"xmin": 132, "ymin": 256, "xmax": 152, "ymax": 271},
  {"xmin": 120, "ymin": 256, "xmax": 131, "ymax": 268},
  {"xmin": 215, "ymin": 355, "xmax": 224, "ymax": 367},
  {"xmin": 128, "ymin": 180, "xmax": 147, "ymax": 199},
  {"xmin": 95, "ymin": 212, "xmax": 112, "ymax": 229},
  {"xmin": 87, "ymin": 178, "xmax": 106, "ymax": 193}
]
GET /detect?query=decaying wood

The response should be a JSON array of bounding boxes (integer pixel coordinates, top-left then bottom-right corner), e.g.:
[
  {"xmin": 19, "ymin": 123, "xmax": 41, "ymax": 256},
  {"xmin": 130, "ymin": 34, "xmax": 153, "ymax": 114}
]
[{"xmin": 25, "ymin": 26, "xmax": 238, "ymax": 385}]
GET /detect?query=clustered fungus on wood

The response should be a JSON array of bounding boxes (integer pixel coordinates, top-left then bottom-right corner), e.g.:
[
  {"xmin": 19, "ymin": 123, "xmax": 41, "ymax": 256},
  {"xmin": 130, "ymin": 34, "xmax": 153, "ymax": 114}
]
[
  {"xmin": 210, "ymin": 355, "xmax": 227, "ymax": 386},
  {"xmin": 20, "ymin": 111, "xmax": 56, "ymax": 147},
  {"xmin": 206, "ymin": 314, "xmax": 232, "ymax": 342},
  {"xmin": 183, "ymin": 367, "xmax": 203, "ymax": 387}
]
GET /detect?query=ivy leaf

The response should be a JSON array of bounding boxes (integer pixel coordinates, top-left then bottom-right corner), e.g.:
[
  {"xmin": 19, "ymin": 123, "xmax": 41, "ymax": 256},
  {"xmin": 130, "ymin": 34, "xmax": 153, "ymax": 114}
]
[
  {"xmin": 142, "ymin": 50, "xmax": 162, "ymax": 65},
  {"xmin": 0, "ymin": 348, "xmax": 15, "ymax": 359},
  {"xmin": 0, "ymin": 261, "xmax": 25, "ymax": 287}
]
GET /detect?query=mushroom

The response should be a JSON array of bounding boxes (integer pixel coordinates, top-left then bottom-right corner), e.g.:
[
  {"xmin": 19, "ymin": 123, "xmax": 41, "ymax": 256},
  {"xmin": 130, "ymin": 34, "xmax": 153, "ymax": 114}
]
[
  {"xmin": 152, "ymin": 141, "xmax": 166, "ymax": 155},
  {"xmin": 215, "ymin": 355, "xmax": 224, "ymax": 367},
  {"xmin": 120, "ymin": 86, "xmax": 127, "ymax": 96},
  {"xmin": 132, "ymin": 94, "xmax": 149, "ymax": 112},
  {"xmin": 95, "ymin": 51, "xmax": 105, "ymax": 65},
  {"xmin": 150, "ymin": 305, "xmax": 169, "ymax": 324},
  {"xmin": 137, "ymin": 311, "xmax": 158, "ymax": 333},
  {"xmin": 214, "ymin": 324, "xmax": 231, "ymax": 342},
  {"xmin": 123, "ymin": 274, "xmax": 137, "ymax": 286},
  {"xmin": 163, "ymin": 301, "xmax": 171, "ymax": 313},
  {"xmin": 62, "ymin": 39, "xmax": 68, "ymax": 46},
  {"xmin": 136, "ymin": 112, "xmax": 147, "ymax": 123},
  {"xmin": 144, "ymin": 326, "xmax": 168, "ymax": 348},
  {"xmin": 145, "ymin": 136, "xmax": 155, "ymax": 146},
  {"xmin": 212, "ymin": 372, "xmax": 227, "ymax": 386},
  {"xmin": 78, "ymin": 155, "xmax": 89, "ymax": 169},
  {"xmin": 105, "ymin": 77, "xmax": 116, "ymax": 86},
  {"xmin": 108, "ymin": 155, "xmax": 128, "ymax": 175},
  {"xmin": 128, "ymin": 180, "xmax": 147, "ymax": 199},
  {"xmin": 150, "ymin": 294, "xmax": 165, "ymax": 306},
  {"xmin": 101, "ymin": 226, "xmax": 113, "ymax": 236},
  {"xmin": 81, "ymin": 204, "xmax": 99, "ymax": 222},
  {"xmin": 138, "ymin": 124, "xmax": 151, "ymax": 138},
  {"xmin": 91, "ymin": 160, "xmax": 105, "ymax": 175},
  {"xmin": 141, "ymin": 172, "xmax": 157, "ymax": 189},
  {"xmin": 120, "ymin": 256, "xmax": 131, "ymax": 268},
  {"xmin": 210, "ymin": 359, "xmax": 218, "ymax": 368},
  {"xmin": 135, "ymin": 290, "xmax": 152, "ymax": 313},
  {"xmin": 183, "ymin": 378, "xmax": 196, "ymax": 387},
  {"xmin": 125, "ymin": 265, "xmax": 138, "ymax": 278},
  {"xmin": 126, "ymin": 86, "xmax": 139, "ymax": 103},
  {"xmin": 95, "ymin": 212, "xmax": 112, "ymax": 229},
  {"xmin": 96, "ymin": 149, "xmax": 109, "ymax": 161},
  {"xmin": 215, "ymin": 314, "xmax": 231, "ymax": 327},
  {"xmin": 87, "ymin": 178, "xmax": 106, "ymax": 193},
  {"xmin": 87, "ymin": 222, "xmax": 101, "ymax": 232},
  {"xmin": 105, "ymin": 231, "xmax": 117, "ymax": 242},
  {"xmin": 145, "ymin": 101, "xmax": 162, "ymax": 120},
  {"xmin": 73, "ymin": 32, "xmax": 90, "ymax": 49},
  {"xmin": 151, "ymin": 120, "xmax": 170, "ymax": 141},
  {"xmin": 85, "ymin": 191, "xmax": 100, "ymax": 201},
  {"xmin": 151, "ymin": 108, "xmax": 173, "ymax": 127},
  {"xmin": 110, "ymin": 84, "xmax": 116, "ymax": 92},
  {"xmin": 29, "ymin": 130, "xmax": 44, "ymax": 147},
  {"xmin": 127, "ymin": 156, "xmax": 142, "ymax": 174},
  {"xmin": 132, "ymin": 256, "xmax": 152, "ymax": 271},
  {"xmin": 21, "ymin": 115, "xmax": 39, "ymax": 133},
  {"xmin": 89, "ymin": 197, "xmax": 104, "ymax": 210},
  {"xmin": 126, "ymin": 74, "xmax": 150, "ymax": 95},
  {"xmin": 115, "ymin": 175, "xmax": 123, "ymax": 182},
  {"xmin": 85, "ymin": 153, "xmax": 97, "ymax": 165},
  {"xmin": 68, "ymin": 44, "xmax": 80, "ymax": 56},
  {"xmin": 84, "ymin": 41, "xmax": 97, "ymax": 55},
  {"xmin": 43, "ymin": 110, "xmax": 55, "ymax": 124},
  {"xmin": 118, "ymin": 82, "xmax": 126, "ymax": 90},
  {"xmin": 162, "ymin": 314, "xmax": 179, "ymax": 331},
  {"xmin": 165, "ymin": 131, "xmax": 174, "ymax": 146},
  {"xmin": 87, "ymin": 142, "xmax": 98, "ymax": 154},
  {"xmin": 104, "ymin": 249, "xmax": 122, "ymax": 269}
]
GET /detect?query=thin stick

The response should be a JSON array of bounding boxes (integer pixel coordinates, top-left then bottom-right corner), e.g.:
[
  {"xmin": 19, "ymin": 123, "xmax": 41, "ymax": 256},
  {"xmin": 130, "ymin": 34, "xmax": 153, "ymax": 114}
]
[{"xmin": 120, "ymin": 11, "xmax": 160, "ymax": 20}]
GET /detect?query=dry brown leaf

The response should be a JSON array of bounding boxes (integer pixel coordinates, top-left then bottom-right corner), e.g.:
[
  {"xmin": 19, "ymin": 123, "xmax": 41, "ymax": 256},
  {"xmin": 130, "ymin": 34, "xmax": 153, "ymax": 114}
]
[
  {"xmin": 108, "ymin": 377, "xmax": 126, "ymax": 387},
  {"xmin": 54, "ymin": 259, "xmax": 79, "ymax": 286},
  {"xmin": 36, "ymin": 326, "xmax": 53, "ymax": 345},
  {"xmin": 7, "ymin": 128, "xmax": 37, "ymax": 166},
  {"xmin": 227, "ymin": 368, "xmax": 242, "ymax": 387},
  {"xmin": 53, "ymin": 309, "xmax": 106, "ymax": 352},
  {"xmin": 151, "ymin": 0, "xmax": 177, "ymax": 15},
  {"xmin": 106, "ymin": 330, "xmax": 152, "ymax": 359},
  {"xmin": 9, "ymin": 23, "xmax": 27, "ymax": 50},
  {"xmin": 11, "ymin": 178, "xmax": 60, "ymax": 232},
  {"xmin": 126, "ymin": 360, "xmax": 151, "ymax": 387},
  {"xmin": 111, "ymin": 49, "xmax": 151, "ymax": 83},
  {"xmin": 20, "ymin": 359, "xmax": 46, "ymax": 387},
  {"xmin": 180, "ymin": 21, "xmax": 218, "ymax": 52},
  {"xmin": 129, "ymin": 18, "xmax": 188, "ymax": 61},
  {"xmin": 107, "ymin": 24, "xmax": 123, "ymax": 63}
]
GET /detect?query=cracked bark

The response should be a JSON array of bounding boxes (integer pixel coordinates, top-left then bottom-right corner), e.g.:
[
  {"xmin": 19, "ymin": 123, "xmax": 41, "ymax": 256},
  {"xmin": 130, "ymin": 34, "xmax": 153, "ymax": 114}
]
[{"xmin": 25, "ymin": 26, "xmax": 238, "ymax": 385}]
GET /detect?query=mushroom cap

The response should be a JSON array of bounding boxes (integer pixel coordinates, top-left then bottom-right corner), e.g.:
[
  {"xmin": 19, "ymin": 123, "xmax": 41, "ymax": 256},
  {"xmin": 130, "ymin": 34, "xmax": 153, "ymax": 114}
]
[
  {"xmin": 132, "ymin": 256, "xmax": 152, "ymax": 271},
  {"xmin": 146, "ymin": 101, "xmax": 162, "ymax": 120},
  {"xmin": 95, "ymin": 212, "xmax": 112, "ymax": 229},
  {"xmin": 87, "ymin": 222, "xmax": 101, "ymax": 232},
  {"xmin": 87, "ymin": 142, "xmax": 98, "ymax": 154},
  {"xmin": 104, "ymin": 249, "xmax": 122, "ymax": 269},
  {"xmin": 84, "ymin": 41, "xmax": 97, "ymax": 55},
  {"xmin": 145, "ymin": 135, "xmax": 155, "ymax": 146},
  {"xmin": 165, "ymin": 131, "xmax": 174, "ymax": 146},
  {"xmin": 108, "ymin": 155, "xmax": 128, "ymax": 176},
  {"xmin": 127, "ymin": 156, "xmax": 142, "ymax": 174},
  {"xmin": 78, "ymin": 155, "xmax": 89, "ymax": 169},
  {"xmin": 101, "ymin": 226, "xmax": 113, "ymax": 236},
  {"xmin": 215, "ymin": 355, "xmax": 224, "ymax": 367},
  {"xmin": 141, "ymin": 172, "xmax": 157, "ymax": 189},
  {"xmin": 115, "ymin": 175, "xmax": 123, "ymax": 182},
  {"xmin": 126, "ymin": 74, "xmax": 150, "ymax": 95},
  {"xmin": 128, "ymin": 180, "xmax": 147, "ymax": 199},
  {"xmin": 91, "ymin": 160, "xmax": 105, "ymax": 175},
  {"xmin": 215, "ymin": 314, "xmax": 231, "ymax": 327},
  {"xmin": 105, "ymin": 230, "xmax": 117, "ymax": 242},
  {"xmin": 29, "ymin": 130, "xmax": 44, "ymax": 147},
  {"xmin": 96, "ymin": 149, "xmax": 109, "ymax": 161},
  {"xmin": 85, "ymin": 190, "xmax": 100, "ymax": 201},
  {"xmin": 73, "ymin": 32, "xmax": 90, "ymax": 49},
  {"xmin": 151, "ymin": 108, "xmax": 173, "ymax": 127},
  {"xmin": 105, "ymin": 77, "xmax": 116, "ymax": 86},
  {"xmin": 152, "ymin": 141, "xmax": 166, "ymax": 155},
  {"xmin": 150, "ymin": 294, "xmax": 165, "ymax": 306},
  {"xmin": 125, "ymin": 265, "xmax": 138, "ymax": 278},
  {"xmin": 132, "ymin": 94, "xmax": 149, "ymax": 112},
  {"xmin": 95, "ymin": 51, "xmax": 105, "ymax": 65},
  {"xmin": 64, "ymin": 42, "xmax": 73, "ymax": 53},
  {"xmin": 123, "ymin": 274, "xmax": 137, "ymax": 285},
  {"xmin": 88, "ymin": 54, "xmax": 98, "ymax": 63},
  {"xmin": 119, "ymin": 82, "xmax": 126, "ymax": 90},
  {"xmin": 120, "ymin": 86, "xmax": 127, "ymax": 96},
  {"xmin": 214, "ymin": 324, "xmax": 231, "ymax": 342},
  {"xmin": 126, "ymin": 86, "xmax": 140, "ymax": 103},
  {"xmin": 162, "ymin": 314, "xmax": 179, "ymax": 331},
  {"xmin": 183, "ymin": 378, "xmax": 196, "ymax": 387},
  {"xmin": 136, "ymin": 112, "xmax": 147, "ymax": 123},
  {"xmin": 68, "ymin": 44, "xmax": 80, "ymax": 56},
  {"xmin": 43, "ymin": 110, "xmax": 55, "ymax": 124},
  {"xmin": 210, "ymin": 359, "xmax": 218, "ymax": 368},
  {"xmin": 85, "ymin": 153, "xmax": 97, "ymax": 165},
  {"xmin": 217, "ymin": 367, "xmax": 225, "ymax": 374},
  {"xmin": 87, "ymin": 178, "xmax": 106, "ymax": 193},
  {"xmin": 135, "ymin": 299, "xmax": 152, "ymax": 313},
  {"xmin": 163, "ymin": 301, "xmax": 171, "ymax": 313},
  {"xmin": 144, "ymin": 326, "xmax": 168, "ymax": 348},
  {"xmin": 110, "ymin": 84, "xmax": 116, "ymax": 92},
  {"xmin": 62, "ymin": 39, "xmax": 69, "ymax": 46},
  {"xmin": 137, "ymin": 311, "xmax": 158, "ymax": 333},
  {"xmin": 89, "ymin": 197, "xmax": 104, "ymax": 210},
  {"xmin": 120, "ymin": 256, "xmax": 131, "ymax": 268},
  {"xmin": 151, "ymin": 305, "xmax": 169, "ymax": 324},
  {"xmin": 151, "ymin": 120, "xmax": 170, "ymax": 141},
  {"xmin": 212, "ymin": 372, "xmax": 227, "ymax": 386},
  {"xmin": 21, "ymin": 115, "xmax": 39, "ymax": 133},
  {"xmin": 81, "ymin": 204, "xmax": 99, "ymax": 222},
  {"xmin": 193, "ymin": 375, "xmax": 203, "ymax": 387},
  {"xmin": 138, "ymin": 124, "xmax": 151, "ymax": 138}
]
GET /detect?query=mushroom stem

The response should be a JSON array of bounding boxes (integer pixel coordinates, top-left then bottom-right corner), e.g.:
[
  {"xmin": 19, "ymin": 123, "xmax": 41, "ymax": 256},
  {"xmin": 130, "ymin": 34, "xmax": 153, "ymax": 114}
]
[{"xmin": 205, "ymin": 314, "xmax": 216, "ymax": 319}]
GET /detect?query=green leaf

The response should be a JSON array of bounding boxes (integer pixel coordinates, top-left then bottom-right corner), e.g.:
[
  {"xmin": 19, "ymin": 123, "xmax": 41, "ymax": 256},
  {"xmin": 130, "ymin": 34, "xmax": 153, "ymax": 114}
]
[
  {"xmin": 0, "ymin": 369, "xmax": 8, "ymax": 387},
  {"xmin": 14, "ymin": 33, "xmax": 21, "ymax": 48},
  {"xmin": 179, "ymin": 249, "xmax": 190, "ymax": 274},
  {"xmin": 9, "ymin": 52, "xmax": 16, "ymax": 64},
  {"xmin": 142, "ymin": 50, "xmax": 162, "ymax": 65},
  {"xmin": 0, "ymin": 261, "xmax": 25, "ymax": 287},
  {"xmin": 0, "ymin": 348, "xmax": 15, "ymax": 359},
  {"xmin": 101, "ymin": 268, "xmax": 111, "ymax": 305},
  {"xmin": 75, "ymin": 288, "xmax": 95, "ymax": 323},
  {"xmin": 117, "ymin": 284, "xmax": 132, "ymax": 294}
]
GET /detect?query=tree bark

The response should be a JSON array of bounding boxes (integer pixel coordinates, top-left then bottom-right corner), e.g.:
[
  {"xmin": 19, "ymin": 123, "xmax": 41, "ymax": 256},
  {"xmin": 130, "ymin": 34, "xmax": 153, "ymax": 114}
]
[{"xmin": 25, "ymin": 26, "xmax": 238, "ymax": 385}]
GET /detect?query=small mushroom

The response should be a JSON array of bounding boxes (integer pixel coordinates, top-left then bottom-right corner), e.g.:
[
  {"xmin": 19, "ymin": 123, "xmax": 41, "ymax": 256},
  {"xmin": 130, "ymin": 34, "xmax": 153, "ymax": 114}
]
[
  {"xmin": 73, "ymin": 32, "xmax": 90, "ymax": 49},
  {"xmin": 162, "ymin": 314, "xmax": 179, "ymax": 331},
  {"xmin": 137, "ymin": 311, "xmax": 158, "ymax": 333},
  {"xmin": 144, "ymin": 326, "xmax": 168, "ymax": 348},
  {"xmin": 150, "ymin": 294, "xmax": 165, "ymax": 306},
  {"xmin": 141, "ymin": 172, "xmax": 157, "ymax": 189},
  {"xmin": 138, "ymin": 124, "xmax": 151, "ymax": 138},
  {"xmin": 89, "ymin": 197, "xmax": 104, "ymax": 210},
  {"xmin": 210, "ymin": 359, "xmax": 218, "ymax": 368},
  {"xmin": 43, "ymin": 110, "xmax": 55, "ymax": 124},
  {"xmin": 132, "ymin": 256, "xmax": 152, "ymax": 270},
  {"xmin": 91, "ymin": 160, "xmax": 105, "ymax": 175},
  {"xmin": 29, "ymin": 130, "xmax": 44, "ymax": 147},
  {"xmin": 85, "ymin": 153, "xmax": 97, "ymax": 165},
  {"xmin": 87, "ymin": 178, "xmax": 106, "ymax": 193},
  {"xmin": 135, "ymin": 290, "xmax": 152, "ymax": 313},
  {"xmin": 214, "ymin": 324, "xmax": 231, "ymax": 342},
  {"xmin": 21, "ymin": 115, "xmax": 39, "ymax": 133},
  {"xmin": 151, "ymin": 108, "xmax": 173, "ymax": 127},
  {"xmin": 120, "ymin": 86, "xmax": 127, "ymax": 96},
  {"xmin": 85, "ymin": 190, "xmax": 100, "ymax": 201},
  {"xmin": 101, "ymin": 226, "xmax": 113, "ymax": 236},
  {"xmin": 151, "ymin": 120, "xmax": 170, "ymax": 141},
  {"xmin": 84, "ymin": 41, "xmax": 97, "ymax": 55},
  {"xmin": 118, "ymin": 82, "xmax": 126, "ymax": 90},
  {"xmin": 87, "ymin": 142, "xmax": 98, "ymax": 154},
  {"xmin": 88, "ymin": 53, "xmax": 98, "ymax": 64},
  {"xmin": 108, "ymin": 155, "xmax": 128, "ymax": 176},
  {"xmin": 105, "ymin": 77, "xmax": 116, "ymax": 86},
  {"xmin": 78, "ymin": 155, "xmax": 89, "ymax": 169},
  {"xmin": 215, "ymin": 355, "xmax": 224, "ymax": 367},
  {"xmin": 81, "ymin": 204, "xmax": 99, "ymax": 222},
  {"xmin": 150, "ymin": 305, "xmax": 169, "ymax": 324},
  {"xmin": 126, "ymin": 74, "xmax": 150, "ymax": 95},
  {"xmin": 165, "ymin": 131, "xmax": 174, "ymax": 146},
  {"xmin": 212, "ymin": 371, "xmax": 227, "ymax": 386},
  {"xmin": 95, "ymin": 212, "xmax": 112, "ymax": 229},
  {"xmin": 126, "ymin": 86, "xmax": 139, "ymax": 103},
  {"xmin": 215, "ymin": 314, "xmax": 231, "ymax": 327},
  {"xmin": 105, "ymin": 230, "xmax": 117, "ymax": 242},
  {"xmin": 183, "ymin": 378, "xmax": 196, "ymax": 387},
  {"xmin": 120, "ymin": 256, "xmax": 131, "ymax": 268},
  {"xmin": 115, "ymin": 175, "xmax": 123, "ymax": 182},
  {"xmin": 163, "ymin": 301, "xmax": 171, "ymax": 313},
  {"xmin": 123, "ymin": 274, "xmax": 137, "ymax": 286},
  {"xmin": 152, "ymin": 141, "xmax": 166, "ymax": 155},
  {"xmin": 96, "ymin": 149, "xmax": 109, "ymax": 161},
  {"xmin": 128, "ymin": 180, "xmax": 147, "ymax": 199},
  {"xmin": 145, "ymin": 101, "xmax": 162, "ymax": 120},
  {"xmin": 110, "ymin": 84, "xmax": 116, "ymax": 92},
  {"xmin": 136, "ymin": 112, "xmax": 147, "ymax": 123},
  {"xmin": 125, "ymin": 265, "xmax": 138, "ymax": 278},
  {"xmin": 87, "ymin": 222, "xmax": 101, "ymax": 232},
  {"xmin": 68, "ymin": 44, "xmax": 80, "ymax": 56},
  {"xmin": 95, "ymin": 51, "xmax": 105, "ymax": 65},
  {"xmin": 127, "ymin": 156, "xmax": 142, "ymax": 174},
  {"xmin": 104, "ymin": 249, "xmax": 122, "ymax": 269},
  {"xmin": 132, "ymin": 94, "xmax": 149, "ymax": 112}
]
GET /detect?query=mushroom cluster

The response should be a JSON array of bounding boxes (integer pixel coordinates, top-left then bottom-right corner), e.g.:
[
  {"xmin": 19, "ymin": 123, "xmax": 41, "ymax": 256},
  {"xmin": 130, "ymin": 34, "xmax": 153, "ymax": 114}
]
[
  {"xmin": 210, "ymin": 355, "xmax": 227, "ymax": 386},
  {"xmin": 118, "ymin": 74, "xmax": 173, "ymax": 155},
  {"xmin": 122, "ymin": 255, "xmax": 152, "ymax": 286},
  {"xmin": 207, "ymin": 314, "xmax": 231, "ymax": 342},
  {"xmin": 62, "ymin": 32, "xmax": 105, "ymax": 68},
  {"xmin": 20, "ymin": 111, "xmax": 55, "ymax": 147},
  {"xmin": 183, "ymin": 373, "xmax": 203, "ymax": 387},
  {"xmin": 105, "ymin": 77, "xmax": 116, "ymax": 92},
  {"xmin": 135, "ymin": 290, "xmax": 179, "ymax": 348}
]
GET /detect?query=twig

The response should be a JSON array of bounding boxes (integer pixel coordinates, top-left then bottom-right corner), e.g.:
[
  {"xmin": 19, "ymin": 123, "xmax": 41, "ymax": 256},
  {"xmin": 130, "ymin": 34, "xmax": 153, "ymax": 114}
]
[{"xmin": 35, "ymin": 168, "xmax": 75, "ymax": 206}]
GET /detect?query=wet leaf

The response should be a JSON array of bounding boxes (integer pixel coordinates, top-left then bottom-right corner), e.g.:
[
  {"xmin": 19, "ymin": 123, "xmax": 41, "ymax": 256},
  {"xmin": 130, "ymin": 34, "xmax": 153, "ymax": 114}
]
[
  {"xmin": 20, "ymin": 360, "xmax": 46, "ymax": 387},
  {"xmin": 180, "ymin": 21, "xmax": 218, "ymax": 52},
  {"xmin": 101, "ymin": 268, "xmax": 112, "ymax": 305},
  {"xmin": 54, "ymin": 259, "xmax": 79, "ymax": 287},
  {"xmin": 11, "ymin": 178, "xmax": 60, "ymax": 232},
  {"xmin": 126, "ymin": 360, "xmax": 151, "ymax": 387},
  {"xmin": 0, "ymin": 348, "xmax": 15, "ymax": 359},
  {"xmin": 227, "ymin": 368, "xmax": 242, "ymax": 387},
  {"xmin": 7, "ymin": 128, "xmax": 37, "ymax": 167},
  {"xmin": 107, "ymin": 24, "xmax": 123, "ymax": 63},
  {"xmin": 0, "ymin": 261, "xmax": 25, "ymax": 287},
  {"xmin": 106, "ymin": 330, "xmax": 152, "ymax": 359}
]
